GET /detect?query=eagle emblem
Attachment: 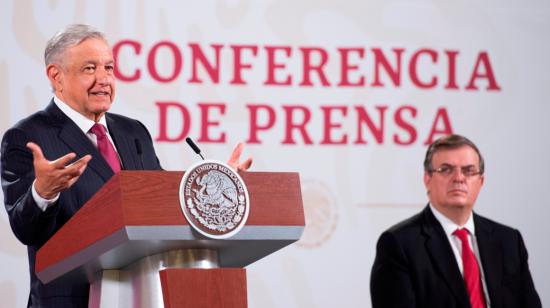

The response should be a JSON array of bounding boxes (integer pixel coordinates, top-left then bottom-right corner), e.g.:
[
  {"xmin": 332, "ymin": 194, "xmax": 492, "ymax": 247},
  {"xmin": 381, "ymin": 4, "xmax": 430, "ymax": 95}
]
[{"xmin": 179, "ymin": 160, "xmax": 249, "ymax": 239}]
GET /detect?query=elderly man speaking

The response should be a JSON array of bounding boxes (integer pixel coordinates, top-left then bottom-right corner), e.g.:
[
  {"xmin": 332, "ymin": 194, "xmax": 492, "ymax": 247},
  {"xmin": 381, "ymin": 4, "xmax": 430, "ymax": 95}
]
[{"xmin": 1, "ymin": 24, "xmax": 251, "ymax": 307}]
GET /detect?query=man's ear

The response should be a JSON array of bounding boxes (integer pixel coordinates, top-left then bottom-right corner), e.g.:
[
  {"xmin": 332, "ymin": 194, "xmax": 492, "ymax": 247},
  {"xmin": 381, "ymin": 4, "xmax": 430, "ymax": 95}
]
[
  {"xmin": 46, "ymin": 64, "xmax": 63, "ymax": 92},
  {"xmin": 423, "ymin": 172, "xmax": 431, "ymax": 193}
]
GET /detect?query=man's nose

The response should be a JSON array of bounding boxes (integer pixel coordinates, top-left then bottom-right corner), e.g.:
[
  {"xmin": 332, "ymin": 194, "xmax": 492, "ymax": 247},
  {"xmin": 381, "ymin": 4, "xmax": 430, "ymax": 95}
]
[
  {"xmin": 96, "ymin": 67, "xmax": 112, "ymax": 85},
  {"xmin": 451, "ymin": 168, "xmax": 467, "ymax": 182}
]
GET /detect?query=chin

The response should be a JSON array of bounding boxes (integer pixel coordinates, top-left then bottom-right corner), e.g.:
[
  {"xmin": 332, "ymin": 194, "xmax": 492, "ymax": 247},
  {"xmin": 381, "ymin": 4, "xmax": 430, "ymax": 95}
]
[
  {"xmin": 91, "ymin": 101, "xmax": 112, "ymax": 112},
  {"xmin": 450, "ymin": 203, "xmax": 467, "ymax": 208},
  {"xmin": 447, "ymin": 196, "xmax": 468, "ymax": 205},
  {"xmin": 449, "ymin": 202, "xmax": 473, "ymax": 212}
]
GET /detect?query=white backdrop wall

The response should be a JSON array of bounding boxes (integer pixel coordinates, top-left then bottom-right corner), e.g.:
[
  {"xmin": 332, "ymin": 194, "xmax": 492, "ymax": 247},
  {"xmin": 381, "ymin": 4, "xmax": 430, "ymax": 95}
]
[{"xmin": 1, "ymin": 1, "xmax": 549, "ymax": 307}]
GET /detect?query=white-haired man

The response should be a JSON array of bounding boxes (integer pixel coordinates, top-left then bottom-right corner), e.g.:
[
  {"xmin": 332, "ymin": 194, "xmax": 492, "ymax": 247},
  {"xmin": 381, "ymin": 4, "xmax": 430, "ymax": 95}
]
[{"xmin": 1, "ymin": 24, "xmax": 251, "ymax": 307}]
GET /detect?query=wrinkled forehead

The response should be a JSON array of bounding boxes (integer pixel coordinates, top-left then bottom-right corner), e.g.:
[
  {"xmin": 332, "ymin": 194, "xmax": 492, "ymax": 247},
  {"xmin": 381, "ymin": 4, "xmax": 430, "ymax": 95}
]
[{"xmin": 431, "ymin": 145, "xmax": 481, "ymax": 167}]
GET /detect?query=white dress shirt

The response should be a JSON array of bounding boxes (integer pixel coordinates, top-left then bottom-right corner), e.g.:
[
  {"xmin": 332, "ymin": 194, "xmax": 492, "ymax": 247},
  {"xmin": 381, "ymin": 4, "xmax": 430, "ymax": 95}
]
[
  {"xmin": 32, "ymin": 96, "xmax": 121, "ymax": 211},
  {"xmin": 429, "ymin": 204, "xmax": 491, "ymax": 307}
]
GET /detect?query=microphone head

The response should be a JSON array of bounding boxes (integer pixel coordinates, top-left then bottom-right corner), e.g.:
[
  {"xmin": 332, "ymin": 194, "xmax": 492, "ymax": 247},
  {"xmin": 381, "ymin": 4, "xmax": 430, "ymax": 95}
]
[{"xmin": 185, "ymin": 137, "xmax": 201, "ymax": 154}]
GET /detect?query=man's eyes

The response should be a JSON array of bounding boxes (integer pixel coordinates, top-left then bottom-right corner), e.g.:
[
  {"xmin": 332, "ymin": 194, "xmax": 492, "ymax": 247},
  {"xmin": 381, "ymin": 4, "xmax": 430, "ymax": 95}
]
[
  {"xmin": 82, "ymin": 65, "xmax": 115, "ymax": 73},
  {"xmin": 435, "ymin": 165, "xmax": 479, "ymax": 176},
  {"xmin": 462, "ymin": 167, "xmax": 478, "ymax": 176}
]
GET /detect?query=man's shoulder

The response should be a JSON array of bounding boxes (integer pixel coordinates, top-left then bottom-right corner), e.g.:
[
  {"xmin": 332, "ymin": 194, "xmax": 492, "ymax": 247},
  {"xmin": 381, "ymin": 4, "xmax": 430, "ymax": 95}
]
[
  {"xmin": 4, "ymin": 99, "xmax": 64, "ymax": 132},
  {"xmin": 383, "ymin": 207, "xmax": 427, "ymax": 239},
  {"xmin": 105, "ymin": 112, "xmax": 155, "ymax": 145},
  {"xmin": 373, "ymin": 208, "xmax": 431, "ymax": 256},
  {"xmin": 474, "ymin": 212, "xmax": 521, "ymax": 237},
  {"xmin": 106, "ymin": 112, "xmax": 146, "ymax": 130},
  {"xmin": 2, "ymin": 108, "xmax": 57, "ymax": 146},
  {"xmin": 106, "ymin": 111, "xmax": 137, "ymax": 123},
  {"xmin": 8, "ymin": 109, "xmax": 53, "ymax": 132}
]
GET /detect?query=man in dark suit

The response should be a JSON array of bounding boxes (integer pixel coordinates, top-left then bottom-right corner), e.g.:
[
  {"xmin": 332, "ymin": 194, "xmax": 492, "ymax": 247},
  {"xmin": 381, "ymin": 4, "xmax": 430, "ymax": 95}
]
[
  {"xmin": 1, "ymin": 24, "xmax": 251, "ymax": 307},
  {"xmin": 370, "ymin": 134, "xmax": 541, "ymax": 308}
]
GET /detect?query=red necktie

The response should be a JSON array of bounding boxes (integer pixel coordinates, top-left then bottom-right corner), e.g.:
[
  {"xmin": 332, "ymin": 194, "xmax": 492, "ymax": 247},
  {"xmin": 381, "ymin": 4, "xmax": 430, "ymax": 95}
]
[
  {"xmin": 453, "ymin": 228, "xmax": 486, "ymax": 308},
  {"xmin": 90, "ymin": 123, "xmax": 121, "ymax": 173}
]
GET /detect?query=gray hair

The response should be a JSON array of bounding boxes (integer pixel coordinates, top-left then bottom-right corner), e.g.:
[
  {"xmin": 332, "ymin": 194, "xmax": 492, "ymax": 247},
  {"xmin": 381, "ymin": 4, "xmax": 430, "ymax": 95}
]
[
  {"xmin": 44, "ymin": 24, "xmax": 107, "ymax": 66},
  {"xmin": 423, "ymin": 134, "xmax": 485, "ymax": 175}
]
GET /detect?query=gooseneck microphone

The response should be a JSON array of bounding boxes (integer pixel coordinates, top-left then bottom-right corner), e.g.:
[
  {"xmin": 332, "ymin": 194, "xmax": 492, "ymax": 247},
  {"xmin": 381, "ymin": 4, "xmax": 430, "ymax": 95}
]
[{"xmin": 185, "ymin": 137, "xmax": 205, "ymax": 160}]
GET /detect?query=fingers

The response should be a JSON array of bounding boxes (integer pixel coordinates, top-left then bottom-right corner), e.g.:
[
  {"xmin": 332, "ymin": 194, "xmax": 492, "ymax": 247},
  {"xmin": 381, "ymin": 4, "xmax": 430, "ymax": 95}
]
[
  {"xmin": 30, "ymin": 144, "xmax": 92, "ymax": 198},
  {"xmin": 51, "ymin": 152, "xmax": 78, "ymax": 168},
  {"xmin": 38, "ymin": 154, "xmax": 91, "ymax": 198},
  {"xmin": 63, "ymin": 155, "xmax": 92, "ymax": 178},
  {"xmin": 76, "ymin": 155, "xmax": 92, "ymax": 174},
  {"xmin": 227, "ymin": 142, "xmax": 253, "ymax": 171},
  {"xmin": 228, "ymin": 142, "xmax": 244, "ymax": 164},
  {"xmin": 26, "ymin": 142, "xmax": 45, "ymax": 161},
  {"xmin": 227, "ymin": 142, "xmax": 243, "ymax": 170},
  {"xmin": 27, "ymin": 142, "xmax": 79, "ymax": 168},
  {"xmin": 65, "ymin": 158, "xmax": 91, "ymax": 187},
  {"xmin": 68, "ymin": 154, "xmax": 93, "ymax": 168},
  {"xmin": 237, "ymin": 157, "xmax": 253, "ymax": 171}
]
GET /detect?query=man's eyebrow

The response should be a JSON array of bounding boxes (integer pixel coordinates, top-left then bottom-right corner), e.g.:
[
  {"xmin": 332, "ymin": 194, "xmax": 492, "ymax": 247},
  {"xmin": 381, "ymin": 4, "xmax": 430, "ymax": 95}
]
[
  {"xmin": 436, "ymin": 163, "xmax": 477, "ymax": 168},
  {"xmin": 82, "ymin": 60, "xmax": 115, "ymax": 65}
]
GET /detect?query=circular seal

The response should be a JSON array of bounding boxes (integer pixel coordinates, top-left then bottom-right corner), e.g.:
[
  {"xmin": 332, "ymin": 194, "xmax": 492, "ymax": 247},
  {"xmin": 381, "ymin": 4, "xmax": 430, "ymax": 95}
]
[
  {"xmin": 296, "ymin": 179, "xmax": 338, "ymax": 249},
  {"xmin": 179, "ymin": 160, "xmax": 250, "ymax": 239}
]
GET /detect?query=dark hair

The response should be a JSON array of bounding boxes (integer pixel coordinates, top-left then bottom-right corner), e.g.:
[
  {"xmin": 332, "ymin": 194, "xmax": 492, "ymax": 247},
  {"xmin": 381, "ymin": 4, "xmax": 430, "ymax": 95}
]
[{"xmin": 423, "ymin": 134, "xmax": 484, "ymax": 175}]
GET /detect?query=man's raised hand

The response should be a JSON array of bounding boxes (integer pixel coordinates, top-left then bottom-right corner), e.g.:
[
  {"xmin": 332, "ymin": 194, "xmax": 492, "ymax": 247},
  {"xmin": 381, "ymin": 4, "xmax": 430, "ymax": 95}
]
[
  {"xmin": 227, "ymin": 142, "xmax": 253, "ymax": 172},
  {"xmin": 26, "ymin": 142, "xmax": 92, "ymax": 199}
]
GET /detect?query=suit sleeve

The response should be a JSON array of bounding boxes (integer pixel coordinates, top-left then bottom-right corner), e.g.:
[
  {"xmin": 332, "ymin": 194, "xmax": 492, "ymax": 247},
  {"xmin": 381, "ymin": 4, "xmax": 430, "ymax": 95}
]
[
  {"xmin": 1, "ymin": 128, "xmax": 61, "ymax": 246},
  {"xmin": 516, "ymin": 230, "xmax": 542, "ymax": 308},
  {"xmin": 370, "ymin": 231, "xmax": 416, "ymax": 308}
]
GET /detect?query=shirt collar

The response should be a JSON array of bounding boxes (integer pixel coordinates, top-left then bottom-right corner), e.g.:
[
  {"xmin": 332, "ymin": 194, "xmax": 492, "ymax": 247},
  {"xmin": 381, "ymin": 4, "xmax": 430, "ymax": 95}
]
[
  {"xmin": 429, "ymin": 203, "xmax": 476, "ymax": 236},
  {"xmin": 54, "ymin": 95, "xmax": 109, "ymax": 134}
]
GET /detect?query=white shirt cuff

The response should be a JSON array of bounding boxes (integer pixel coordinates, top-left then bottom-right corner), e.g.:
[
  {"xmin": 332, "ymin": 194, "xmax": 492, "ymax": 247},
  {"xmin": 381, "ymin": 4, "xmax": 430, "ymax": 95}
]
[{"xmin": 32, "ymin": 180, "xmax": 60, "ymax": 211}]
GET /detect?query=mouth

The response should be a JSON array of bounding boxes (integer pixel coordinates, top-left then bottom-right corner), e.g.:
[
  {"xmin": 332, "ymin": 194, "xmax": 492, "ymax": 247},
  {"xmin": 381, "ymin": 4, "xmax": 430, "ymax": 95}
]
[
  {"xmin": 90, "ymin": 90, "xmax": 111, "ymax": 97},
  {"xmin": 448, "ymin": 188, "xmax": 467, "ymax": 194}
]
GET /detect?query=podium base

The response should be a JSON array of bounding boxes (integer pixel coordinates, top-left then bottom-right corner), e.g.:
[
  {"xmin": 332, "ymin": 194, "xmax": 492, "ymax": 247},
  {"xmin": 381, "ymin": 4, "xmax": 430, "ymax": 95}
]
[
  {"xmin": 160, "ymin": 268, "xmax": 247, "ymax": 308},
  {"xmin": 89, "ymin": 248, "xmax": 219, "ymax": 308}
]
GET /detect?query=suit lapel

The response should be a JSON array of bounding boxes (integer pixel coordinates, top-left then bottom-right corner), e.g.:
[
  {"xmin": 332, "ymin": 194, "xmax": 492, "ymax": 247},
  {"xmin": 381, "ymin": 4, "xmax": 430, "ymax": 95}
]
[
  {"xmin": 106, "ymin": 114, "xmax": 139, "ymax": 170},
  {"xmin": 422, "ymin": 207, "xmax": 471, "ymax": 307},
  {"xmin": 46, "ymin": 101, "xmax": 114, "ymax": 181},
  {"xmin": 475, "ymin": 214, "xmax": 502, "ymax": 308}
]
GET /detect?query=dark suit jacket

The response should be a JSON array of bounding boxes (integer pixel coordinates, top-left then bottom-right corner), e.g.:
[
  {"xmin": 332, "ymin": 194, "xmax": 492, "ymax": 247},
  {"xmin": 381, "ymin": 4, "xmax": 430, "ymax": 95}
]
[
  {"xmin": 1, "ymin": 100, "xmax": 162, "ymax": 307},
  {"xmin": 370, "ymin": 205, "xmax": 541, "ymax": 308}
]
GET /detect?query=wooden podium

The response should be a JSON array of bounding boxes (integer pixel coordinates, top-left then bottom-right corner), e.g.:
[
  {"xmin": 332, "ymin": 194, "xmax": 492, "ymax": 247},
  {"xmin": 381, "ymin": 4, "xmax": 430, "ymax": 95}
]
[{"xmin": 35, "ymin": 171, "xmax": 304, "ymax": 307}]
